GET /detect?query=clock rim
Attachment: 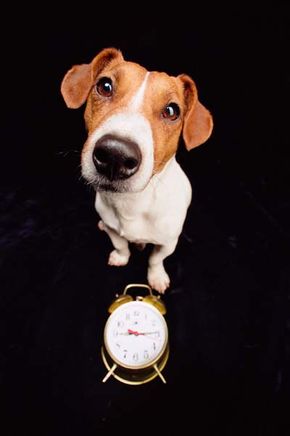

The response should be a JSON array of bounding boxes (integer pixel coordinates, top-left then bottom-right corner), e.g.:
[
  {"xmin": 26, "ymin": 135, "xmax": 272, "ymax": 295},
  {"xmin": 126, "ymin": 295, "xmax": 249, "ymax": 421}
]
[{"xmin": 103, "ymin": 300, "xmax": 168, "ymax": 370}]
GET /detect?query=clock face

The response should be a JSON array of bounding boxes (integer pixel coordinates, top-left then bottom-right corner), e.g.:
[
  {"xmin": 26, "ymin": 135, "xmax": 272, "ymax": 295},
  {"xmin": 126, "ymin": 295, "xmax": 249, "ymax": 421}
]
[{"xmin": 104, "ymin": 301, "xmax": 168, "ymax": 369}]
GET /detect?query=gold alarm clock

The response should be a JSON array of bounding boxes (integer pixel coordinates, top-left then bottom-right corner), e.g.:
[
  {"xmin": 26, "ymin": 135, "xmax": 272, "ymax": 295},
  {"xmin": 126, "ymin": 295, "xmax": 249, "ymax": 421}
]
[{"xmin": 101, "ymin": 284, "xmax": 169, "ymax": 385}]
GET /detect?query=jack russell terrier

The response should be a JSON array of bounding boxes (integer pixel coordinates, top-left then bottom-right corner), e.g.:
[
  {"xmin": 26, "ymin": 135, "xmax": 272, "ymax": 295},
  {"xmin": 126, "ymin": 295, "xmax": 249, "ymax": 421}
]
[{"xmin": 61, "ymin": 48, "xmax": 213, "ymax": 293}]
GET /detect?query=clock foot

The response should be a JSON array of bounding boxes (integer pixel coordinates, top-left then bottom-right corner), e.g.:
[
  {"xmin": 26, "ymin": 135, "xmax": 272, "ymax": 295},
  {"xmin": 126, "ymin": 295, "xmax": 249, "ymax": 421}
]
[
  {"xmin": 153, "ymin": 363, "xmax": 166, "ymax": 384},
  {"xmin": 102, "ymin": 363, "xmax": 117, "ymax": 383}
]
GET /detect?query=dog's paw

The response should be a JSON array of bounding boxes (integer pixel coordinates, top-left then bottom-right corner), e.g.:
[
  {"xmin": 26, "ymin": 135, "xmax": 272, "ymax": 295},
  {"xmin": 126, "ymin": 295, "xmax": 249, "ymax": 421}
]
[
  {"xmin": 98, "ymin": 220, "xmax": 105, "ymax": 231},
  {"xmin": 108, "ymin": 249, "xmax": 130, "ymax": 267},
  {"xmin": 147, "ymin": 265, "xmax": 170, "ymax": 294}
]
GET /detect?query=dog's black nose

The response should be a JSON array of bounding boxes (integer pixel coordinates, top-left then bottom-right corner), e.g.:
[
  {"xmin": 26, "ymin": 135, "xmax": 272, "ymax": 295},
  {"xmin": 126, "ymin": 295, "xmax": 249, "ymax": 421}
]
[{"xmin": 93, "ymin": 135, "xmax": 141, "ymax": 181}]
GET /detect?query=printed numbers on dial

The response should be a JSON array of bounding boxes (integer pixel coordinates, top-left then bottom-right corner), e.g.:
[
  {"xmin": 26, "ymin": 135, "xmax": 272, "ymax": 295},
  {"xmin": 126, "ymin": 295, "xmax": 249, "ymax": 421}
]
[{"xmin": 104, "ymin": 301, "xmax": 167, "ymax": 368}]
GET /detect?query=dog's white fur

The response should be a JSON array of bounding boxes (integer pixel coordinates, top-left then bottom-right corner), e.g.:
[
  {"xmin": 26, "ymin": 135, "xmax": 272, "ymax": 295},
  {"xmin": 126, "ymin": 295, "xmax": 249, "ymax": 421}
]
[
  {"xmin": 96, "ymin": 156, "xmax": 191, "ymax": 292},
  {"xmin": 61, "ymin": 48, "xmax": 213, "ymax": 293}
]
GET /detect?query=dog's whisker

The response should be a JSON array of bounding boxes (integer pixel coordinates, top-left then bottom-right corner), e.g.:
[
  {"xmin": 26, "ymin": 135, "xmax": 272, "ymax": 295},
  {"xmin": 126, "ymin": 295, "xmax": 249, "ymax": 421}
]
[{"xmin": 56, "ymin": 149, "xmax": 80, "ymax": 157}]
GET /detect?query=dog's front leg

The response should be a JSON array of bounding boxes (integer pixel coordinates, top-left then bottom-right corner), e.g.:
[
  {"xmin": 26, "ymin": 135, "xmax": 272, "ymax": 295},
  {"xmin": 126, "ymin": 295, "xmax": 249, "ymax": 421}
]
[
  {"xmin": 147, "ymin": 239, "xmax": 178, "ymax": 293},
  {"xmin": 98, "ymin": 220, "xmax": 130, "ymax": 266}
]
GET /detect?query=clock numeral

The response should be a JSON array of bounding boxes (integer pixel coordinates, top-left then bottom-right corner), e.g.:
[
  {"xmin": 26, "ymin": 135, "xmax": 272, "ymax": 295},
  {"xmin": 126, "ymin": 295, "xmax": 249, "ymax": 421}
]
[
  {"xmin": 153, "ymin": 342, "xmax": 156, "ymax": 351},
  {"xmin": 117, "ymin": 320, "xmax": 124, "ymax": 327},
  {"xmin": 144, "ymin": 350, "xmax": 149, "ymax": 360},
  {"xmin": 151, "ymin": 320, "xmax": 156, "ymax": 327},
  {"xmin": 123, "ymin": 349, "xmax": 128, "ymax": 359},
  {"xmin": 113, "ymin": 330, "xmax": 118, "ymax": 337},
  {"xmin": 133, "ymin": 353, "xmax": 139, "ymax": 362},
  {"xmin": 133, "ymin": 311, "xmax": 140, "ymax": 317}
]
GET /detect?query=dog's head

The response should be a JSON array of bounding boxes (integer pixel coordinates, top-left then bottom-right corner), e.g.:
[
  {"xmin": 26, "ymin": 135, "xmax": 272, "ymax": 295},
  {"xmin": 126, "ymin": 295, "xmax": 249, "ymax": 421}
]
[{"xmin": 61, "ymin": 48, "xmax": 213, "ymax": 192}]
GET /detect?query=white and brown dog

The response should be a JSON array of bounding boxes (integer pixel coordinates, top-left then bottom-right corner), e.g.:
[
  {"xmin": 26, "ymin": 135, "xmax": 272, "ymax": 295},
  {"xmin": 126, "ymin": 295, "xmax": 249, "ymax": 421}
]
[{"xmin": 61, "ymin": 48, "xmax": 213, "ymax": 293}]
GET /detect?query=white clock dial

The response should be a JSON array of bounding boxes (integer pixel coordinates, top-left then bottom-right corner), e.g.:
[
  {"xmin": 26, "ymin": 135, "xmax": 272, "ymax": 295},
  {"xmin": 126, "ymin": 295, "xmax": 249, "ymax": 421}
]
[{"xmin": 104, "ymin": 301, "xmax": 168, "ymax": 369}]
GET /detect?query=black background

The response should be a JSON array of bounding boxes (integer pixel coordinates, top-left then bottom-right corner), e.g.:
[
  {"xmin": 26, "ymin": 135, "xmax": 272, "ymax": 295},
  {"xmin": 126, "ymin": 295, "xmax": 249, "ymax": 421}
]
[{"xmin": 1, "ymin": 5, "xmax": 290, "ymax": 435}]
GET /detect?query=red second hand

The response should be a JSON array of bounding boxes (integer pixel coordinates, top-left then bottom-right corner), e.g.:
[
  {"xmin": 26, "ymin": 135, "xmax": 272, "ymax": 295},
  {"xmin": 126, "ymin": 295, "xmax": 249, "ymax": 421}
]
[{"xmin": 128, "ymin": 329, "xmax": 144, "ymax": 336}]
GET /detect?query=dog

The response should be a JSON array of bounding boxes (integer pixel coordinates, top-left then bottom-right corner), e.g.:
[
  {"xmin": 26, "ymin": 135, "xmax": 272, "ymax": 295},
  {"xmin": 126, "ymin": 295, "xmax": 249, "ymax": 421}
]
[{"xmin": 61, "ymin": 48, "xmax": 213, "ymax": 293}]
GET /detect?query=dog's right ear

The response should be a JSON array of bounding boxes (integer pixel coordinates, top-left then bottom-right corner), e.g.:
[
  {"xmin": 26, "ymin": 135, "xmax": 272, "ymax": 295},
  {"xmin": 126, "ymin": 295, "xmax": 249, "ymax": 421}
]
[{"xmin": 61, "ymin": 48, "xmax": 124, "ymax": 109}]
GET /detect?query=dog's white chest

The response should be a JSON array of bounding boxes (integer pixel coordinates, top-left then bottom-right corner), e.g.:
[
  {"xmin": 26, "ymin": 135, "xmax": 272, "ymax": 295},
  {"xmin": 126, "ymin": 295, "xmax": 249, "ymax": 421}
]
[
  {"xmin": 95, "ymin": 188, "xmax": 161, "ymax": 244},
  {"xmin": 95, "ymin": 158, "xmax": 192, "ymax": 245}
]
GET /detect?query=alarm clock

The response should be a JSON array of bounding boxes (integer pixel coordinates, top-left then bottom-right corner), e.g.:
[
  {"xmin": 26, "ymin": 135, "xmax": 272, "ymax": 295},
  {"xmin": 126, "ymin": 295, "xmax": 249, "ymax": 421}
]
[{"xmin": 101, "ymin": 284, "xmax": 169, "ymax": 385}]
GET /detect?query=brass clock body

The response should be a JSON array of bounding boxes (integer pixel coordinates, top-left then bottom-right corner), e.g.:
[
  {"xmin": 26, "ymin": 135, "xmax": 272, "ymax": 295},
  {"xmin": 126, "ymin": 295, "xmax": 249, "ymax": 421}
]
[{"xmin": 101, "ymin": 284, "xmax": 169, "ymax": 384}]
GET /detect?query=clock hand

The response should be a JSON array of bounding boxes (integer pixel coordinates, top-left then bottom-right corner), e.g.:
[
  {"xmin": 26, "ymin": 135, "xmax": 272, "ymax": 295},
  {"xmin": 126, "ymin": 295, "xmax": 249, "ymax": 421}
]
[
  {"xmin": 141, "ymin": 331, "xmax": 160, "ymax": 335},
  {"xmin": 128, "ymin": 329, "xmax": 144, "ymax": 336},
  {"xmin": 127, "ymin": 329, "xmax": 160, "ymax": 337},
  {"xmin": 116, "ymin": 329, "xmax": 142, "ymax": 336}
]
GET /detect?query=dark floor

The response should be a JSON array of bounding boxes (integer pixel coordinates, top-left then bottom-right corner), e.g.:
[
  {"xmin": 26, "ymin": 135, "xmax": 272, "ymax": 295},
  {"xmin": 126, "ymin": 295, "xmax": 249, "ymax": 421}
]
[{"xmin": 1, "ymin": 5, "xmax": 290, "ymax": 436}]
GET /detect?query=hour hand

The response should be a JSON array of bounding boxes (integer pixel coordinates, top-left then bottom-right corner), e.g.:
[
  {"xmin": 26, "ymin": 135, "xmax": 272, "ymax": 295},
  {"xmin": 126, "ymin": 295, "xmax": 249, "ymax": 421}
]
[
  {"xmin": 118, "ymin": 330, "xmax": 141, "ymax": 336},
  {"xmin": 118, "ymin": 329, "xmax": 159, "ymax": 337},
  {"xmin": 128, "ymin": 329, "xmax": 159, "ymax": 337},
  {"xmin": 128, "ymin": 329, "xmax": 144, "ymax": 336}
]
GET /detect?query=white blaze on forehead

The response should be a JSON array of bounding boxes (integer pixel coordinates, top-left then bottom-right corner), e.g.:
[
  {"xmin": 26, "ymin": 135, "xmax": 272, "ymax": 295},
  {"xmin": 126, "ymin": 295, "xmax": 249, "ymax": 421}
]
[{"xmin": 128, "ymin": 72, "xmax": 150, "ymax": 112}]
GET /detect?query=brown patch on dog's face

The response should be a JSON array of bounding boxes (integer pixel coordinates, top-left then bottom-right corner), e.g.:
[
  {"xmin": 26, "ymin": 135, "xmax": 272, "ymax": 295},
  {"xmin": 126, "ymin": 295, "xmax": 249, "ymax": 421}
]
[
  {"xmin": 84, "ymin": 62, "xmax": 147, "ymax": 133},
  {"xmin": 84, "ymin": 66, "xmax": 189, "ymax": 174},
  {"xmin": 83, "ymin": 65, "xmax": 212, "ymax": 175},
  {"xmin": 139, "ymin": 72, "xmax": 187, "ymax": 173}
]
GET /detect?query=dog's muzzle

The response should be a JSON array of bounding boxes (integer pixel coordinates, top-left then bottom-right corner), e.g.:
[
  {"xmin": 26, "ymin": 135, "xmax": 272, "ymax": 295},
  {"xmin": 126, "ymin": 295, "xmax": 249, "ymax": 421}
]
[{"xmin": 93, "ymin": 134, "xmax": 142, "ymax": 182}]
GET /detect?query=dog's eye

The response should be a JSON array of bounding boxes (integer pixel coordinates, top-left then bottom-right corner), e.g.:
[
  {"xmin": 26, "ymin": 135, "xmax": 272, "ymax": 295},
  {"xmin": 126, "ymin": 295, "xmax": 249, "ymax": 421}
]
[
  {"xmin": 162, "ymin": 103, "xmax": 180, "ymax": 121},
  {"xmin": 96, "ymin": 77, "xmax": 113, "ymax": 97}
]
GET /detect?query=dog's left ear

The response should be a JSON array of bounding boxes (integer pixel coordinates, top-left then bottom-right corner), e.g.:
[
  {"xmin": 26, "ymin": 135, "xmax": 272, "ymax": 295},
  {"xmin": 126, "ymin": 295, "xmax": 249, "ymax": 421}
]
[
  {"xmin": 178, "ymin": 74, "xmax": 213, "ymax": 150},
  {"xmin": 61, "ymin": 48, "xmax": 124, "ymax": 109}
]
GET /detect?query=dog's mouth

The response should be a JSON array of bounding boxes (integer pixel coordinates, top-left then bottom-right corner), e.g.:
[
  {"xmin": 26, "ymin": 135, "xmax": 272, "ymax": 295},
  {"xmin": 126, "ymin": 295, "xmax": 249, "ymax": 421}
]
[
  {"xmin": 87, "ymin": 173, "xmax": 132, "ymax": 193},
  {"xmin": 94, "ymin": 180, "xmax": 127, "ymax": 193},
  {"xmin": 85, "ymin": 169, "xmax": 152, "ymax": 194}
]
